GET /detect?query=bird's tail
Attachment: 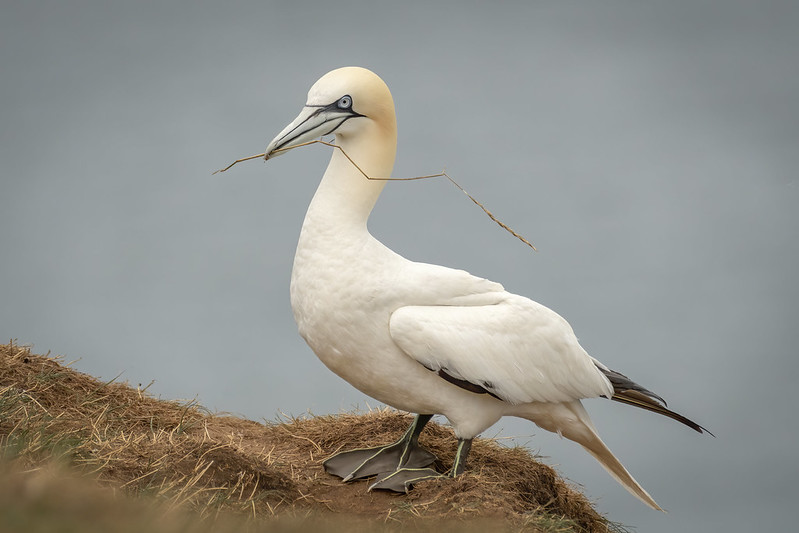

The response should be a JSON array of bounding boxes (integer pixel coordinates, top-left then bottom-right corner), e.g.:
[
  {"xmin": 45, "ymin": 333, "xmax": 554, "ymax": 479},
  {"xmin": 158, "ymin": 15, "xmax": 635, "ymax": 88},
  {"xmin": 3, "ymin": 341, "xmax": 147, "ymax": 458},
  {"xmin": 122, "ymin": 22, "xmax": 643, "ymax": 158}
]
[{"xmin": 514, "ymin": 401, "xmax": 664, "ymax": 511}]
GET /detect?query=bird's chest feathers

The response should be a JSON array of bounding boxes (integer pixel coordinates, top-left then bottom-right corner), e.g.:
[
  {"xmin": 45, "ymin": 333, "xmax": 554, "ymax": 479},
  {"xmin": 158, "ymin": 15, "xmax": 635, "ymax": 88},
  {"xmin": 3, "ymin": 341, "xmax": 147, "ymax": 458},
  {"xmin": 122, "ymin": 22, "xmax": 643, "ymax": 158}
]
[{"xmin": 290, "ymin": 230, "xmax": 397, "ymax": 366}]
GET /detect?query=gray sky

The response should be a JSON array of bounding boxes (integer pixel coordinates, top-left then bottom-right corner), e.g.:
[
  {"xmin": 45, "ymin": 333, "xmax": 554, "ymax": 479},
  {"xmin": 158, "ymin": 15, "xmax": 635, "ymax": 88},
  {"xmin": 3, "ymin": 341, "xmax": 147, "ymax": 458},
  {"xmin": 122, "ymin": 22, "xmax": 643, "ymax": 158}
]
[{"xmin": 2, "ymin": 1, "xmax": 798, "ymax": 530}]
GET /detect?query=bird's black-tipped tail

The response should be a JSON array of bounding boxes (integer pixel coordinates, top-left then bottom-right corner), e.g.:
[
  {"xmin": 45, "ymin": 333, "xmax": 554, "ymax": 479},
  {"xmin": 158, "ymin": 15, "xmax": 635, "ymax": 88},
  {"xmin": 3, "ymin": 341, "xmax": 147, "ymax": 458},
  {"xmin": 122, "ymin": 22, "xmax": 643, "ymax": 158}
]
[{"xmin": 597, "ymin": 365, "xmax": 714, "ymax": 436}]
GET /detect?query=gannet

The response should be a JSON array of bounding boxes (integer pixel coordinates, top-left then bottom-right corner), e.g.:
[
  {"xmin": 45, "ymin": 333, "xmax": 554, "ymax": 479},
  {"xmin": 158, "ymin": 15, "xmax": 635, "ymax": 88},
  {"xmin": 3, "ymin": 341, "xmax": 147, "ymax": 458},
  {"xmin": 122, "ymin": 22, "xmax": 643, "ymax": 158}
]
[{"xmin": 262, "ymin": 66, "xmax": 709, "ymax": 510}]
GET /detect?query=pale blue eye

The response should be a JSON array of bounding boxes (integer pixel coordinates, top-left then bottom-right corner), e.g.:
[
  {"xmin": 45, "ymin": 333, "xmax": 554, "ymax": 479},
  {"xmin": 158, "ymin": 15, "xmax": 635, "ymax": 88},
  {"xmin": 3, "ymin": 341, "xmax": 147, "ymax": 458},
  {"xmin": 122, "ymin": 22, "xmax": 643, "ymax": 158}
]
[{"xmin": 337, "ymin": 95, "xmax": 352, "ymax": 109}]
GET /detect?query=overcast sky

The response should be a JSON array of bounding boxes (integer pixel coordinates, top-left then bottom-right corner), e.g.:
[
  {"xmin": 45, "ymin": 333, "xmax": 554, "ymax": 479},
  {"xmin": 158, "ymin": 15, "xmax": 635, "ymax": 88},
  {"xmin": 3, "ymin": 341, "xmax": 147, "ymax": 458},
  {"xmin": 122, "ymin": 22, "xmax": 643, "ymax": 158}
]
[{"xmin": 2, "ymin": 1, "xmax": 798, "ymax": 531}]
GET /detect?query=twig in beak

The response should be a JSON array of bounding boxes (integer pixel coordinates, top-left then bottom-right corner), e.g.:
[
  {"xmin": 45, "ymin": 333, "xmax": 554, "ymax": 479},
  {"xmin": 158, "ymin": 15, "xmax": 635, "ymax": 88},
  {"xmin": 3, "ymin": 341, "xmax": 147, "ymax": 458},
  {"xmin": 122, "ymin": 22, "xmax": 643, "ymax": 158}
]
[
  {"xmin": 211, "ymin": 153, "xmax": 265, "ymax": 175},
  {"xmin": 213, "ymin": 140, "xmax": 536, "ymax": 252}
]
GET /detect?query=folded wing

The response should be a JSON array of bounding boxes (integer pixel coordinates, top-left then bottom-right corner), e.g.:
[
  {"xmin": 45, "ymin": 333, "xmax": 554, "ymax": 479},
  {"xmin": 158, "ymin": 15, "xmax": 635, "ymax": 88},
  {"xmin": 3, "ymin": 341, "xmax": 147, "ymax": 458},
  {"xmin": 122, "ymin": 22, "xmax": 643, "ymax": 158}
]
[{"xmin": 389, "ymin": 293, "xmax": 614, "ymax": 405}]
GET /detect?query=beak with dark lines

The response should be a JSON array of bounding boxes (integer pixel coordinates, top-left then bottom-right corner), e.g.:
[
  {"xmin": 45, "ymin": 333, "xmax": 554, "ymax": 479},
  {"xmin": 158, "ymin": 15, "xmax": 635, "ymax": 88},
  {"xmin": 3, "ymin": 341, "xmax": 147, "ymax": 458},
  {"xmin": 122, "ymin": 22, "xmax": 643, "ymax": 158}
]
[{"xmin": 264, "ymin": 95, "xmax": 364, "ymax": 160}]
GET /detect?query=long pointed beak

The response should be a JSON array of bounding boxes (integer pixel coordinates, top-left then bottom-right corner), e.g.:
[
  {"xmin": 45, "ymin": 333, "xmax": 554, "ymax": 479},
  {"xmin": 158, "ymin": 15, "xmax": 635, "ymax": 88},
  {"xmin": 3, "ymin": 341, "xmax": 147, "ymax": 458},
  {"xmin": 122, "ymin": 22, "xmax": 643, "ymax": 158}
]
[{"xmin": 264, "ymin": 104, "xmax": 361, "ymax": 160}]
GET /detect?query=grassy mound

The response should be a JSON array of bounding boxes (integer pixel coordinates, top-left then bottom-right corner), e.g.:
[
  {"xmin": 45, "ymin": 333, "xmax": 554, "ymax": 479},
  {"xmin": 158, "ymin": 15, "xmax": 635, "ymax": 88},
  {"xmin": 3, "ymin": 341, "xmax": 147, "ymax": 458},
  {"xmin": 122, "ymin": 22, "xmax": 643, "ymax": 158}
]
[{"xmin": 0, "ymin": 342, "xmax": 624, "ymax": 532}]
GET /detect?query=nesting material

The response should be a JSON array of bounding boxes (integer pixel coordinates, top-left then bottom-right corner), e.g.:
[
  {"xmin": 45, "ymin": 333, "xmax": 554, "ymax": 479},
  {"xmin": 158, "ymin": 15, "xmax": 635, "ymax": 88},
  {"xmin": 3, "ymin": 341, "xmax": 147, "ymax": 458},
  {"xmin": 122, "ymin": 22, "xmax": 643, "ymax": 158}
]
[{"xmin": 0, "ymin": 342, "xmax": 615, "ymax": 531}]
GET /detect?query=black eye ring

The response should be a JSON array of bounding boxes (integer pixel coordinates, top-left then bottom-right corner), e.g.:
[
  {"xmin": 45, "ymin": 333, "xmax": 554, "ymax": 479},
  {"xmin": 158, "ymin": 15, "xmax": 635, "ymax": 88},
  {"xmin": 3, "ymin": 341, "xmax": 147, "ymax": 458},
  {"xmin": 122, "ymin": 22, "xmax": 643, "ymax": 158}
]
[{"xmin": 337, "ymin": 95, "xmax": 352, "ymax": 109}]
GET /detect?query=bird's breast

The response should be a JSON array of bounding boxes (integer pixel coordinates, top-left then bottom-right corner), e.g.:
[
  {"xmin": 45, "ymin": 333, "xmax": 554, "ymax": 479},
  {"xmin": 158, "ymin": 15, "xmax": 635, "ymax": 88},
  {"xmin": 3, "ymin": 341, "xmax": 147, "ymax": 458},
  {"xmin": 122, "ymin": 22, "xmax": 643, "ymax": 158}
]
[{"xmin": 289, "ymin": 229, "xmax": 397, "ymax": 374}]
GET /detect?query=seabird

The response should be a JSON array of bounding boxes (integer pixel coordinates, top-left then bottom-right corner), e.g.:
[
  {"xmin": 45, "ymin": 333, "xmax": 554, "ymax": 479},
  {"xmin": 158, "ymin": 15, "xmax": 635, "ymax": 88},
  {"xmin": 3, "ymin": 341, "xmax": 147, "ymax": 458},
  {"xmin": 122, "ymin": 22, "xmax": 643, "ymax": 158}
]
[{"xmin": 262, "ymin": 66, "xmax": 709, "ymax": 510}]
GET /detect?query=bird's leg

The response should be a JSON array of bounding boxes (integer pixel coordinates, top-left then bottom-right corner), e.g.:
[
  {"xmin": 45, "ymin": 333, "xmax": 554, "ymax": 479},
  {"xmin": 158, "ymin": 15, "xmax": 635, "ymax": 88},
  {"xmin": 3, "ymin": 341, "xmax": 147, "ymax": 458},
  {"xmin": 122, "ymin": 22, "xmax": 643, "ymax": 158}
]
[
  {"xmin": 450, "ymin": 438, "xmax": 472, "ymax": 476},
  {"xmin": 323, "ymin": 414, "xmax": 437, "ymax": 482},
  {"xmin": 368, "ymin": 437, "xmax": 473, "ymax": 493}
]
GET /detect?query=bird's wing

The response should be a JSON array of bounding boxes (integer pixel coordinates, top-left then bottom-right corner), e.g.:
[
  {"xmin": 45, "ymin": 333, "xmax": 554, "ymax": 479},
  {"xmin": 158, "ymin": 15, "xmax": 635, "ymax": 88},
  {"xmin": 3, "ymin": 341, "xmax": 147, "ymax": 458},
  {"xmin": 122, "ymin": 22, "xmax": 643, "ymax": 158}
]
[{"xmin": 389, "ymin": 293, "xmax": 613, "ymax": 404}]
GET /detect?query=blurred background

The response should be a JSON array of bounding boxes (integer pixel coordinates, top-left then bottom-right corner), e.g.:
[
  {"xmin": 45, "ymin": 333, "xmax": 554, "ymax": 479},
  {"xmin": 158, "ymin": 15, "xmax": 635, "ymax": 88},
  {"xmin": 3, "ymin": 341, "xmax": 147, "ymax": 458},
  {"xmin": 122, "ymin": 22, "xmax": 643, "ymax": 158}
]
[{"xmin": 2, "ymin": 1, "xmax": 797, "ymax": 530}]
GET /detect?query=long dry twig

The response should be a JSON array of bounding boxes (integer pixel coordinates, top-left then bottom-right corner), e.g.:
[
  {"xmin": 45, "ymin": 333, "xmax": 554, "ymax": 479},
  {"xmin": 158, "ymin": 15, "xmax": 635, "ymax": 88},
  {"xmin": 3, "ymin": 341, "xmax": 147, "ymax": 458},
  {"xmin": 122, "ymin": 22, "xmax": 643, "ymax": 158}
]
[{"xmin": 213, "ymin": 140, "xmax": 536, "ymax": 252}]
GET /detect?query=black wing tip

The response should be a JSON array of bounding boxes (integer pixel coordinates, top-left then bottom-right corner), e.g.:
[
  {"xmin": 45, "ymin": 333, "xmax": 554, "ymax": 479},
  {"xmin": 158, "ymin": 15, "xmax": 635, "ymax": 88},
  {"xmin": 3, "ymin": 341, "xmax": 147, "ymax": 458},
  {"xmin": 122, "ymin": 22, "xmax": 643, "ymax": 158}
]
[
  {"xmin": 685, "ymin": 420, "xmax": 715, "ymax": 437},
  {"xmin": 597, "ymin": 364, "xmax": 714, "ymax": 436},
  {"xmin": 697, "ymin": 424, "xmax": 716, "ymax": 438},
  {"xmin": 610, "ymin": 394, "xmax": 714, "ymax": 437},
  {"xmin": 596, "ymin": 365, "xmax": 668, "ymax": 405},
  {"xmin": 681, "ymin": 416, "xmax": 714, "ymax": 437}
]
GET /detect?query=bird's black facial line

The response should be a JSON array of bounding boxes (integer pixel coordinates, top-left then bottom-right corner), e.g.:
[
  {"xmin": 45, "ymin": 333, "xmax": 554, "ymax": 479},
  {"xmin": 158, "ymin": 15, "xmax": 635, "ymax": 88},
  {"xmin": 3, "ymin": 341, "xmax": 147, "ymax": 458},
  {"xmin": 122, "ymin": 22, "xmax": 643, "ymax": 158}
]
[
  {"xmin": 307, "ymin": 95, "xmax": 364, "ymax": 118},
  {"xmin": 267, "ymin": 95, "xmax": 366, "ymax": 152}
]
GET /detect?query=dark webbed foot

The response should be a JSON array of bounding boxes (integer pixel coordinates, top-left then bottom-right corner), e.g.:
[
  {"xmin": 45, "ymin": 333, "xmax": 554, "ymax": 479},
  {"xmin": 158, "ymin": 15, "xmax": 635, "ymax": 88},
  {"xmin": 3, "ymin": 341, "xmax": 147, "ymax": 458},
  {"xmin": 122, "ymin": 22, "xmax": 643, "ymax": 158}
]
[
  {"xmin": 368, "ymin": 439, "xmax": 472, "ymax": 493},
  {"xmin": 324, "ymin": 414, "xmax": 436, "ymax": 481},
  {"xmin": 324, "ymin": 440, "xmax": 436, "ymax": 481},
  {"xmin": 368, "ymin": 467, "xmax": 443, "ymax": 492}
]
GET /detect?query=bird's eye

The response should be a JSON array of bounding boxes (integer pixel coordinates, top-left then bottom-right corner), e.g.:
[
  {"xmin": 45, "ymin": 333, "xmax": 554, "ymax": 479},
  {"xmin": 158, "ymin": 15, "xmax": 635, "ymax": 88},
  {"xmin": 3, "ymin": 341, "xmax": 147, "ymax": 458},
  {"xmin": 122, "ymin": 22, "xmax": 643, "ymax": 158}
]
[{"xmin": 337, "ymin": 95, "xmax": 352, "ymax": 109}]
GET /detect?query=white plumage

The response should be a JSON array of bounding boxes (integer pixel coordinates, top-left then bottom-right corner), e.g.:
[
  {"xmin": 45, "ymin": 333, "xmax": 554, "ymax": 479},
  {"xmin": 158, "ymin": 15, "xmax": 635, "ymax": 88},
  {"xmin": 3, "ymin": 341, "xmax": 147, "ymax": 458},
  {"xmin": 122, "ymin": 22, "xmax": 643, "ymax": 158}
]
[
  {"xmin": 390, "ymin": 294, "xmax": 614, "ymax": 405},
  {"xmin": 261, "ymin": 66, "xmax": 707, "ymax": 511}
]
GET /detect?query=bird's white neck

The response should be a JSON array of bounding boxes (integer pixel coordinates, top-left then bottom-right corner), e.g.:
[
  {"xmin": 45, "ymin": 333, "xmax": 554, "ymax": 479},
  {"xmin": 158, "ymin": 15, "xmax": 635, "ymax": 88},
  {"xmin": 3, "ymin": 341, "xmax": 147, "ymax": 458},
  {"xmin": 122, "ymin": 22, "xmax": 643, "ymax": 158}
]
[{"xmin": 303, "ymin": 120, "xmax": 397, "ymax": 231}]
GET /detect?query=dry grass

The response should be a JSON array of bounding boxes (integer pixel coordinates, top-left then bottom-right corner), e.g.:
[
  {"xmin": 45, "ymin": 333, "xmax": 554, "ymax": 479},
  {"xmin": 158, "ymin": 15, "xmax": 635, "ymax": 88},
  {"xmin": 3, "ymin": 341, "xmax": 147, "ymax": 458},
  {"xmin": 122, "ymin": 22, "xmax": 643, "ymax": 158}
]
[{"xmin": 0, "ymin": 341, "xmax": 627, "ymax": 532}]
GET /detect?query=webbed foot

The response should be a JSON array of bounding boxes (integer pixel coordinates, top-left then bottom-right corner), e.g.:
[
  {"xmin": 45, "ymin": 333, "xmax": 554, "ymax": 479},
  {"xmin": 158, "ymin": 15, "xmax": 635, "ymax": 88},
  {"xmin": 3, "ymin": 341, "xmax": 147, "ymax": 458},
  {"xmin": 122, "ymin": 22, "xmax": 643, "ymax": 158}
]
[
  {"xmin": 324, "ymin": 416, "xmax": 474, "ymax": 494},
  {"xmin": 368, "ymin": 467, "xmax": 444, "ymax": 492},
  {"xmin": 324, "ymin": 440, "xmax": 437, "ymax": 480},
  {"xmin": 367, "ymin": 437, "xmax": 472, "ymax": 492},
  {"xmin": 324, "ymin": 414, "xmax": 436, "ymax": 481}
]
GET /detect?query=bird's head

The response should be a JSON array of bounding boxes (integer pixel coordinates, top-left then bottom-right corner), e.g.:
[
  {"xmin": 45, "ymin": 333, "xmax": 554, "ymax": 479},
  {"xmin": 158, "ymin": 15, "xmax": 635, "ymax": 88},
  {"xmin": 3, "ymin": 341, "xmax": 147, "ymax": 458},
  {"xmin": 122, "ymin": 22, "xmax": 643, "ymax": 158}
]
[{"xmin": 264, "ymin": 66, "xmax": 396, "ymax": 160}]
